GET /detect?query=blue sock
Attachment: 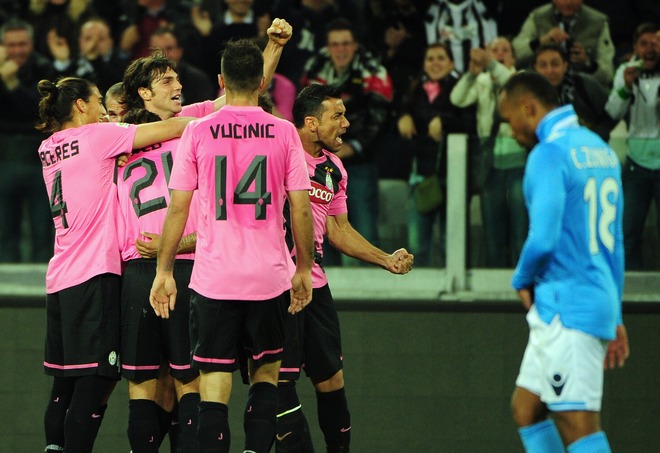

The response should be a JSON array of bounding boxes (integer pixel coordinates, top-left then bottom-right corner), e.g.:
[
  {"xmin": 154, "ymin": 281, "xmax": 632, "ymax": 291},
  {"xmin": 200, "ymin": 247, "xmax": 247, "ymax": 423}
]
[
  {"xmin": 518, "ymin": 419, "xmax": 565, "ymax": 453},
  {"xmin": 568, "ymin": 432, "xmax": 611, "ymax": 453}
]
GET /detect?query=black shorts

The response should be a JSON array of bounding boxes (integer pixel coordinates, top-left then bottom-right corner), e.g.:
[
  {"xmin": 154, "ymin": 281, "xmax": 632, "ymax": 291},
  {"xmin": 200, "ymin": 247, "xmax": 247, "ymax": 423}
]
[
  {"xmin": 277, "ymin": 284, "xmax": 343, "ymax": 381},
  {"xmin": 277, "ymin": 308, "xmax": 304, "ymax": 381},
  {"xmin": 190, "ymin": 290, "xmax": 288, "ymax": 373},
  {"xmin": 45, "ymin": 273, "xmax": 121, "ymax": 379},
  {"xmin": 121, "ymin": 259, "xmax": 197, "ymax": 382}
]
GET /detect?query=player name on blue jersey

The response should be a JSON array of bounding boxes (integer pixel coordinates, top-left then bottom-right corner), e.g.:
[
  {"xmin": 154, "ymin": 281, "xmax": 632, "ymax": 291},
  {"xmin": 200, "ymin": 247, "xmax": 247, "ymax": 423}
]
[
  {"xmin": 569, "ymin": 146, "xmax": 619, "ymax": 170},
  {"xmin": 209, "ymin": 122, "xmax": 276, "ymax": 140},
  {"xmin": 40, "ymin": 140, "xmax": 80, "ymax": 167}
]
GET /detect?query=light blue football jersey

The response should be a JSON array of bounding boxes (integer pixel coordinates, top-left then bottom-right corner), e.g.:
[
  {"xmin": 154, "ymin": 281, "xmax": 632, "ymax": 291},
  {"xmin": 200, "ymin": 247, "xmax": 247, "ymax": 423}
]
[{"xmin": 512, "ymin": 105, "xmax": 624, "ymax": 340}]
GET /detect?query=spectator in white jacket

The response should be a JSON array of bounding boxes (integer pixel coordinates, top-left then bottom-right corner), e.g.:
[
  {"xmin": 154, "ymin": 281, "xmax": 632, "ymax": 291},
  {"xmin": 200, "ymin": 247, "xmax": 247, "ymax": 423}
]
[{"xmin": 450, "ymin": 37, "xmax": 528, "ymax": 267}]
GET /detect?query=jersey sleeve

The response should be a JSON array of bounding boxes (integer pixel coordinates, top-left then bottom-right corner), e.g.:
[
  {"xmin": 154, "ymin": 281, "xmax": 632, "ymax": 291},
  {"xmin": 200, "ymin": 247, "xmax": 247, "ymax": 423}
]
[
  {"xmin": 512, "ymin": 143, "xmax": 566, "ymax": 290},
  {"xmin": 92, "ymin": 123, "xmax": 139, "ymax": 160},
  {"xmin": 180, "ymin": 100, "xmax": 215, "ymax": 118}
]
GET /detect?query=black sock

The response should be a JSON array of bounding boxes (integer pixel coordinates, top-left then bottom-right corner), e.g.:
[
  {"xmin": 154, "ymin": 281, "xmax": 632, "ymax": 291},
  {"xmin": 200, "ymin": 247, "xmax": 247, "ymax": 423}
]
[
  {"xmin": 64, "ymin": 375, "xmax": 115, "ymax": 453},
  {"xmin": 88, "ymin": 404, "xmax": 108, "ymax": 444},
  {"xmin": 244, "ymin": 382, "xmax": 278, "ymax": 453},
  {"xmin": 316, "ymin": 388, "xmax": 350, "ymax": 452},
  {"xmin": 198, "ymin": 401, "xmax": 230, "ymax": 453},
  {"xmin": 44, "ymin": 376, "xmax": 74, "ymax": 451},
  {"xmin": 178, "ymin": 392, "xmax": 200, "ymax": 453},
  {"xmin": 167, "ymin": 419, "xmax": 180, "ymax": 453},
  {"xmin": 275, "ymin": 381, "xmax": 314, "ymax": 453},
  {"xmin": 156, "ymin": 404, "xmax": 173, "ymax": 446},
  {"xmin": 127, "ymin": 399, "xmax": 160, "ymax": 453}
]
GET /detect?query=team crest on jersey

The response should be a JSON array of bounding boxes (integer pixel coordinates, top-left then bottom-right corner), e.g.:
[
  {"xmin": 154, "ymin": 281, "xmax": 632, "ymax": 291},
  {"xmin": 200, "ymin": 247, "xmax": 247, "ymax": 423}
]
[
  {"xmin": 309, "ymin": 180, "xmax": 333, "ymax": 204},
  {"xmin": 108, "ymin": 351, "xmax": 117, "ymax": 366}
]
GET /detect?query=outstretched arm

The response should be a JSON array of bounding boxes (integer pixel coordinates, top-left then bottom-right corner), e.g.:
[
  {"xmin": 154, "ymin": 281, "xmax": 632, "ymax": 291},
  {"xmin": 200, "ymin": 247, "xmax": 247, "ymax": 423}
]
[
  {"xmin": 133, "ymin": 117, "xmax": 194, "ymax": 150},
  {"xmin": 326, "ymin": 213, "xmax": 413, "ymax": 274},
  {"xmin": 212, "ymin": 18, "xmax": 293, "ymax": 111}
]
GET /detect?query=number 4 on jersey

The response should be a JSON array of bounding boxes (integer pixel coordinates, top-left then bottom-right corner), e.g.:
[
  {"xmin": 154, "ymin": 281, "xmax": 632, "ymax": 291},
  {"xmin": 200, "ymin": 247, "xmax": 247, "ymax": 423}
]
[
  {"xmin": 215, "ymin": 155, "xmax": 272, "ymax": 220},
  {"xmin": 49, "ymin": 170, "xmax": 69, "ymax": 228}
]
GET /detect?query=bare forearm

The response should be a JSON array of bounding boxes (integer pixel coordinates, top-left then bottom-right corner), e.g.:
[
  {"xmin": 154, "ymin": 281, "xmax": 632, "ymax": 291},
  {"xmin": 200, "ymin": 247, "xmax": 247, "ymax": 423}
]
[
  {"xmin": 157, "ymin": 206, "xmax": 189, "ymax": 273},
  {"xmin": 291, "ymin": 204, "xmax": 314, "ymax": 272},
  {"xmin": 262, "ymin": 40, "xmax": 283, "ymax": 91},
  {"xmin": 329, "ymin": 226, "xmax": 389, "ymax": 268},
  {"xmin": 177, "ymin": 232, "xmax": 197, "ymax": 254}
]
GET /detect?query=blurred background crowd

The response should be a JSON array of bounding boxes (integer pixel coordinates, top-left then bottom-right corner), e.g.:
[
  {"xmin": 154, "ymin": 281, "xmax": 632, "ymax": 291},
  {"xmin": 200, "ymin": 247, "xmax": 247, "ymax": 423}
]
[{"xmin": 0, "ymin": 0, "xmax": 659, "ymax": 270}]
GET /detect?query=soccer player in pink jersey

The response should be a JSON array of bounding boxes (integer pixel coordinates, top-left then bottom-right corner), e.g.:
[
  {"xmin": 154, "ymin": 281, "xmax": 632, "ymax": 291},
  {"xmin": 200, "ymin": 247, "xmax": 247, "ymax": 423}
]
[
  {"xmin": 150, "ymin": 39, "xmax": 314, "ymax": 453},
  {"xmin": 122, "ymin": 18, "xmax": 294, "ymax": 123},
  {"xmin": 36, "ymin": 76, "xmax": 192, "ymax": 453},
  {"xmin": 272, "ymin": 84, "xmax": 414, "ymax": 453},
  {"xmin": 115, "ymin": 108, "xmax": 201, "ymax": 452},
  {"xmin": 116, "ymin": 19, "xmax": 293, "ymax": 453}
]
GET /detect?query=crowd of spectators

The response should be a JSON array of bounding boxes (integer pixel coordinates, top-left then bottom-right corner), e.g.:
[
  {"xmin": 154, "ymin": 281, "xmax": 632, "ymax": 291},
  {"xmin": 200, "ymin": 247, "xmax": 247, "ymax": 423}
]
[{"xmin": 0, "ymin": 0, "xmax": 658, "ymax": 269}]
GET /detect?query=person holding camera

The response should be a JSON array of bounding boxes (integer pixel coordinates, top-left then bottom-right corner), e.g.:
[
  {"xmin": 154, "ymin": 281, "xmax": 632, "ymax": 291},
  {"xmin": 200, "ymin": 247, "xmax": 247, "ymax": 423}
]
[
  {"xmin": 512, "ymin": 0, "xmax": 615, "ymax": 86},
  {"xmin": 605, "ymin": 22, "xmax": 660, "ymax": 270}
]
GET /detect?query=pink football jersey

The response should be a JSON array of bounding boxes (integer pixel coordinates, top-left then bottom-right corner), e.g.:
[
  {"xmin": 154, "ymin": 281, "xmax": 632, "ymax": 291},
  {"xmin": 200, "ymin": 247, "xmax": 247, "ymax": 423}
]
[
  {"xmin": 39, "ymin": 122, "xmax": 138, "ymax": 293},
  {"xmin": 304, "ymin": 150, "xmax": 348, "ymax": 287},
  {"xmin": 116, "ymin": 138, "xmax": 198, "ymax": 261},
  {"xmin": 169, "ymin": 105, "xmax": 310, "ymax": 300}
]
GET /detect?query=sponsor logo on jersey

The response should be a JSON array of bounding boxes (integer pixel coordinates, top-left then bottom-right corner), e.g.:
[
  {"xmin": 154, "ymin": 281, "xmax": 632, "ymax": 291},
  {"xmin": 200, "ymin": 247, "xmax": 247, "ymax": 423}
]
[{"xmin": 309, "ymin": 180, "xmax": 333, "ymax": 204}]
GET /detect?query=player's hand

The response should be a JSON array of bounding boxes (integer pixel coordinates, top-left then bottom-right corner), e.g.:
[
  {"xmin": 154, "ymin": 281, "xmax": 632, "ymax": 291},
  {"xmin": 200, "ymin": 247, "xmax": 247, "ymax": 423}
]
[
  {"xmin": 136, "ymin": 232, "xmax": 160, "ymax": 259},
  {"xmin": 568, "ymin": 41, "xmax": 588, "ymax": 65},
  {"xmin": 47, "ymin": 28, "xmax": 70, "ymax": 62},
  {"xmin": 267, "ymin": 18, "xmax": 293, "ymax": 47},
  {"xmin": 540, "ymin": 27, "xmax": 568, "ymax": 45},
  {"xmin": 116, "ymin": 154, "xmax": 129, "ymax": 167},
  {"xmin": 397, "ymin": 114, "xmax": 416, "ymax": 139},
  {"xmin": 289, "ymin": 271, "xmax": 312, "ymax": 314},
  {"xmin": 517, "ymin": 288, "xmax": 533, "ymax": 311},
  {"xmin": 0, "ymin": 59, "xmax": 19, "ymax": 87},
  {"xmin": 622, "ymin": 65, "xmax": 640, "ymax": 90},
  {"xmin": 120, "ymin": 24, "xmax": 140, "ymax": 53},
  {"xmin": 469, "ymin": 47, "xmax": 490, "ymax": 73},
  {"xmin": 149, "ymin": 272, "xmax": 177, "ymax": 319},
  {"xmin": 428, "ymin": 116, "xmax": 443, "ymax": 142},
  {"xmin": 385, "ymin": 248, "xmax": 414, "ymax": 274},
  {"xmin": 191, "ymin": 5, "xmax": 212, "ymax": 37},
  {"xmin": 605, "ymin": 324, "xmax": 629, "ymax": 369}
]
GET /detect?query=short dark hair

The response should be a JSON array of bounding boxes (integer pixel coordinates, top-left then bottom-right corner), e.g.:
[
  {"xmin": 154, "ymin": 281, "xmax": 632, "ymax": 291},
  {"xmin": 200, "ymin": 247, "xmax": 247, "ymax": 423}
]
[
  {"xmin": 220, "ymin": 39, "xmax": 263, "ymax": 93},
  {"xmin": 36, "ymin": 77, "xmax": 97, "ymax": 133},
  {"xmin": 499, "ymin": 71, "xmax": 560, "ymax": 109},
  {"xmin": 426, "ymin": 42, "xmax": 454, "ymax": 63},
  {"xmin": 258, "ymin": 92, "xmax": 274, "ymax": 114},
  {"xmin": 122, "ymin": 108, "xmax": 162, "ymax": 125},
  {"xmin": 326, "ymin": 18, "xmax": 356, "ymax": 42},
  {"xmin": 0, "ymin": 18, "xmax": 33, "ymax": 42},
  {"xmin": 633, "ymin": 22, "xmax": 658, "ymax": 43},
  {"xmin": 106, "ymin": 82, "xmax": 125, "ymax": 103},
  {"xmin": 533, "ymin": 43, "xmax": 568, "ymax": 64},
  {"xmin": 292, "ymin": 84, "xmax": 343, "ymax": 128},
  {"xmin": 122, "ymin": 49, "xmax": 177, "ymax": 111},
  {"xmin": 150, "ymin": 24, "xmax": 180, "ymax": 45}
]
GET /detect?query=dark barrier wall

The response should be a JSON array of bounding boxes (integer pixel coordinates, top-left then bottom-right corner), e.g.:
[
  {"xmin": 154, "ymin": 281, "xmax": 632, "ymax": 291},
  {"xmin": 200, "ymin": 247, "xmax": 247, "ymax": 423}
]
[{"xmin": 1, "ymin": 301, "xmax": 658, "ymax": 452}]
